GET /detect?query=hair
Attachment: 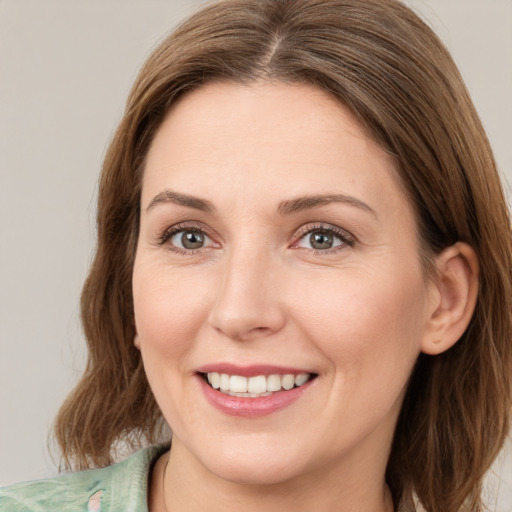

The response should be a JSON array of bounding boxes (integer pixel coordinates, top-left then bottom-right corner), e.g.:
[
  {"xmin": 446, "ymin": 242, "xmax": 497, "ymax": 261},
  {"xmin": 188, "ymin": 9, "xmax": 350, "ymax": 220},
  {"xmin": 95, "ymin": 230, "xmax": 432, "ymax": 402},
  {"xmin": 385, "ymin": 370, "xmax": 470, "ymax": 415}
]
[{"xmin": 54, "ymin": 0, "xmax": 512, "ymax": 510}]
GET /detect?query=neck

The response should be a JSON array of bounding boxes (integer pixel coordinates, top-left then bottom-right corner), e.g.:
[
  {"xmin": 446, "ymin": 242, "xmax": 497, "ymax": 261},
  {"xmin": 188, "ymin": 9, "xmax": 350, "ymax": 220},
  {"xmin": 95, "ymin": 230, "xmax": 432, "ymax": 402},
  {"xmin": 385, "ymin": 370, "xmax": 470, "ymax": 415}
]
[{"xmin": 153, "ymin": 438, "xmax": 394, "ymax": 512}]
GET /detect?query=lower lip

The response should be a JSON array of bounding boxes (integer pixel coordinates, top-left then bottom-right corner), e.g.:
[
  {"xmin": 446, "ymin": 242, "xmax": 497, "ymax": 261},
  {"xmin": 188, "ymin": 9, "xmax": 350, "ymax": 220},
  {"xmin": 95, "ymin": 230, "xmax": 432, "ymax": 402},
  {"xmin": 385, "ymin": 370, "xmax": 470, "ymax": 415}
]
[{"xmin": 198, "ymin": 376, "xmax": 314, "ymax": 417}]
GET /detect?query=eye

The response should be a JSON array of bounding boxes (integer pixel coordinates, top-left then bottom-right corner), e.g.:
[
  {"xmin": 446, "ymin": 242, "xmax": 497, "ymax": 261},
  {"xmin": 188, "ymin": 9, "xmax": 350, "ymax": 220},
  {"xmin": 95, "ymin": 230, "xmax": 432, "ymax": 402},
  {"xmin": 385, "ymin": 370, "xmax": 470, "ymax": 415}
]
[
  {"xmin": 170, "ymin": 229, "xmax": 213, "ymax": 250},
  {"xmin": 295, "ymin": 225, "xmax": 354, "ymax": 252},
  {"xmin": 298, "ymin": 230, "xmax": 342, "ymax": 250},
  {"xmin": 157, "ymin": 223, "xmax": 217, "ymax": 253}
]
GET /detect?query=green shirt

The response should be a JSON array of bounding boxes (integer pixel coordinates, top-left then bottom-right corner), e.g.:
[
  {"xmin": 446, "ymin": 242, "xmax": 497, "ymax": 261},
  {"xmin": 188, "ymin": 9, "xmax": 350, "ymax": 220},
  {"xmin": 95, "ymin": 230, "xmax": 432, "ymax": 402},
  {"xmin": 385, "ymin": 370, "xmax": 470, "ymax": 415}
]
[{"xmin": 0, "ymin": 445, "xmax": 166, "ymax": 512}]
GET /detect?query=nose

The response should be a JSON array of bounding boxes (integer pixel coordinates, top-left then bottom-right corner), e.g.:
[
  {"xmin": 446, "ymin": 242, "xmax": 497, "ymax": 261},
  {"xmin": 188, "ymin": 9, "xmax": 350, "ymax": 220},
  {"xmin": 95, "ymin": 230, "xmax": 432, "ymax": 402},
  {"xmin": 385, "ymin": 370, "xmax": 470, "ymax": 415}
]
[{"xmin": 207, "ymin": 244, "xmax": 286, "ymax": 341}]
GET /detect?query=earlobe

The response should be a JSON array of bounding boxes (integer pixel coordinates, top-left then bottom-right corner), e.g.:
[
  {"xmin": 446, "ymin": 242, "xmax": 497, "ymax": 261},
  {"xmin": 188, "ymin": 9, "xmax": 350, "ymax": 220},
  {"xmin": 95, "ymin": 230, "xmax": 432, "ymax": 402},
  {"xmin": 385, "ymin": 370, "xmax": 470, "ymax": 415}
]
[
  {"xmin": 134, "ymin": 334, "xmax": 141, "ymax": 350},
  {"xmin": 421, "ymin": 242, "xmax": 479, "ymax": 356}
]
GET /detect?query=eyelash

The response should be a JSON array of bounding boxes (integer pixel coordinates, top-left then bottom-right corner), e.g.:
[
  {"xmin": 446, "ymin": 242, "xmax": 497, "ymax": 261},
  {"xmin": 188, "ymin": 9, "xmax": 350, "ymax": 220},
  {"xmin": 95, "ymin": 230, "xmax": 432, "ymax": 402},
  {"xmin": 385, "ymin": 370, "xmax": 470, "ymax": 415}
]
[
  {"xmin": 292, "ymin": 224, "xmax": 356, "ymax": 254},
  {"xmin": 157, "ymin": 222, "xmax": 355, "ymax": 255},
  {"xmin": 157, "ymin": 222, "xmax": 216, "ymax": 255}
]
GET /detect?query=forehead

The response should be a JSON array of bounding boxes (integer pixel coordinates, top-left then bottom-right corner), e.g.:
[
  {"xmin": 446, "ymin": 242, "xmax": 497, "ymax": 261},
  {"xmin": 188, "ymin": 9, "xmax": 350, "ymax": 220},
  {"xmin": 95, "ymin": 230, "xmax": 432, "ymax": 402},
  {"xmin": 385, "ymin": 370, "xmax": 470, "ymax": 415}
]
[
  {"xmin": 142, "ymin": 81, "xmax": 411, "ymax": 223},
  {"xmin": 148, "ymin": 81, "xmax": 381, "ymax": 164}
]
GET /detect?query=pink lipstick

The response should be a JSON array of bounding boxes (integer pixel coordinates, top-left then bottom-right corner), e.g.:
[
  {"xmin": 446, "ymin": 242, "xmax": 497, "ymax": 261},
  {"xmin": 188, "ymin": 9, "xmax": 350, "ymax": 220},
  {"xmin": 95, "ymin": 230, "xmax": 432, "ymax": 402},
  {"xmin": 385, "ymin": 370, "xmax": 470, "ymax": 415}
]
[{"xmin": 196, "ymin": 363, "xmax": 316, "ymax": 417}]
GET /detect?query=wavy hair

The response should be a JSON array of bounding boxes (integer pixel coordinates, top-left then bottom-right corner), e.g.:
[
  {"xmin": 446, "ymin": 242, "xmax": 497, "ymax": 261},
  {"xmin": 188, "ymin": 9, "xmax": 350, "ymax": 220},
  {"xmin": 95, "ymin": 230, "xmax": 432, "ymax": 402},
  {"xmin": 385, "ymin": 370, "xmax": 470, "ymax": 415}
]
[{"xmin": 54, "ymin": 1, "xmax": 512, "ymax": 510}]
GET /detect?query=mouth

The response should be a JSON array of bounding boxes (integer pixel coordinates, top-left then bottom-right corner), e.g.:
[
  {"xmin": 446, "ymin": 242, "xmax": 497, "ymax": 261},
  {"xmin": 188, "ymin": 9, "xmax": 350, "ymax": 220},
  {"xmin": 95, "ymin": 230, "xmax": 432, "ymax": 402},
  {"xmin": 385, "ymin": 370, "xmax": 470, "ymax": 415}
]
[{"xmin": 200, "ymin": 371, "xmax": 317, "ymax": 398}]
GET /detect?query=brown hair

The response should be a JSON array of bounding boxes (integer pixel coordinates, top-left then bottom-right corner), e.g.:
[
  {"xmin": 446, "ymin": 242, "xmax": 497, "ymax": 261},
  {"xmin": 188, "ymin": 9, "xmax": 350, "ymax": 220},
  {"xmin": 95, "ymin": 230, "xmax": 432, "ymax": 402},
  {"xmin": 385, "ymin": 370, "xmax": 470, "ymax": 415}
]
[{"xmin": 54, "ymin": 1, "xmax": 512, "ymax": 510}]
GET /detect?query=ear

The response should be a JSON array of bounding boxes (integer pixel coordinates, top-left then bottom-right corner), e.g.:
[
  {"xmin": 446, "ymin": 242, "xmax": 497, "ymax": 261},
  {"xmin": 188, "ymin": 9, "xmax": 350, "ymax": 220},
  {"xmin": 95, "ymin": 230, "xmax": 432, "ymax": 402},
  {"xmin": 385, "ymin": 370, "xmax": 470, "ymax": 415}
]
[
  {"xmin": 134, "ymin": 333, "xmax": 141, "ymax": 350},
  {"xmin": 421, "ymin": 242, "xmax": 479, "ymax": 356}
]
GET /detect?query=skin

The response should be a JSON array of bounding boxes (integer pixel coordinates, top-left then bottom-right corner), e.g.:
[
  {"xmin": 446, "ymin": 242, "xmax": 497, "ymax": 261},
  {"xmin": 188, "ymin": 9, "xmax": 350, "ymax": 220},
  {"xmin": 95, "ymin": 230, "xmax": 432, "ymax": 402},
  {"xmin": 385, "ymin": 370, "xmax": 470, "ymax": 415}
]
[{"xmin": 133, "ymin": 81, "xmax": 478, "ymax": 512}]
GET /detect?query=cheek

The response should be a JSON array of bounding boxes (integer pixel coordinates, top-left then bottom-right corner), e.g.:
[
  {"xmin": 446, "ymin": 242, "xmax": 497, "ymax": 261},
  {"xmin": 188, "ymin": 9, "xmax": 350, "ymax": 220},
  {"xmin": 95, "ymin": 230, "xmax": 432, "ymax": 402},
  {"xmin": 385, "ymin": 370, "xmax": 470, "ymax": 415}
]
[
  {"xmin": 292, "ymin": 265, "xmax": 426, "ymax": 391},
  {"xmin": 132, "ymin": 263, "xmax": 212, "ymax": 361},
  {"xmin": 132, "ymin": 263, "xmax": 215, "ymax": 427}
]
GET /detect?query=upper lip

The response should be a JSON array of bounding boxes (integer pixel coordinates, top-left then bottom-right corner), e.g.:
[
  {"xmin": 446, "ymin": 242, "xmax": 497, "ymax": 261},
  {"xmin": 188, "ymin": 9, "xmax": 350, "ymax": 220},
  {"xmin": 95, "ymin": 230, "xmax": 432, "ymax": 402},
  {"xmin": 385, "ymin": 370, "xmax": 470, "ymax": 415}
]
[{"xmin": 196, "ymin": 363, "xmax": 314, "ymax": 377}]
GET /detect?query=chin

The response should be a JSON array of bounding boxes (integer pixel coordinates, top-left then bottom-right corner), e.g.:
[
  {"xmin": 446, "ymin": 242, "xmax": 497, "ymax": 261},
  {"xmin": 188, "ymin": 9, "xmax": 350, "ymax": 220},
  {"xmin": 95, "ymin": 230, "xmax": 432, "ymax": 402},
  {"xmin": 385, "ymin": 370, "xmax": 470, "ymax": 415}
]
[
  {"xmin": 191, "ymin": 435, "xmax": 312, "ymax": 486},
  {"xmin": 206, "ymin": 457, "xmax": 304, "ymax": 486}
]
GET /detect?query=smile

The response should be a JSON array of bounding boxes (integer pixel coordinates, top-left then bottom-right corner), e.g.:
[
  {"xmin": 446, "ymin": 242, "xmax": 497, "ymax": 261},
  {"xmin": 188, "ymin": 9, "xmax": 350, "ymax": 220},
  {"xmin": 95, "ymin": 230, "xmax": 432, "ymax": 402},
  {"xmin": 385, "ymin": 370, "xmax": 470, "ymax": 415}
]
[
  {"xmin": 197, "ymin": 364, "xmax": 318, "ymax": 416},
  {"xmin": 204, "ymin": 372, "xmax": 313, "ymax": 397}
]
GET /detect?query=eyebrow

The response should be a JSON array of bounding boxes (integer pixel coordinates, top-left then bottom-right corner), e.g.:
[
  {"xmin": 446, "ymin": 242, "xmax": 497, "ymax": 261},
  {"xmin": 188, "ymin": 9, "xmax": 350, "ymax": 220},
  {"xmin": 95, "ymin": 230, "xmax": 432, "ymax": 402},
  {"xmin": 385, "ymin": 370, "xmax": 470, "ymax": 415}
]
[
  {"xmin": 146, "ymin": 190, "xmax": 215, "ymax": 213},
  {"xmin": 278, "ymin": 194, "xmax": 377, "ymax": 217},
  {"xmin": 146, "ymin": 189, "xmax": 376, "ymax": 218}
]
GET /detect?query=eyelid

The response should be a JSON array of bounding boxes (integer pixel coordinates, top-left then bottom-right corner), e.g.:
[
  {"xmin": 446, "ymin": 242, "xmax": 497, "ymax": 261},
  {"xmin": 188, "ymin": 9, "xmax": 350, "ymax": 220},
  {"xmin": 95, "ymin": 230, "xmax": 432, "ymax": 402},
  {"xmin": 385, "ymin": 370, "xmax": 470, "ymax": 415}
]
[
  {"xmin": 155, "ymin": 221, "xmax": 355, "ymax": 254},
  {"xmin": 291, "ymin": 223, "xmax": 356, "ymax": 251},
  {"xmin": 157, "ymin": 221, "xmax": 219, "ymax": 250}
]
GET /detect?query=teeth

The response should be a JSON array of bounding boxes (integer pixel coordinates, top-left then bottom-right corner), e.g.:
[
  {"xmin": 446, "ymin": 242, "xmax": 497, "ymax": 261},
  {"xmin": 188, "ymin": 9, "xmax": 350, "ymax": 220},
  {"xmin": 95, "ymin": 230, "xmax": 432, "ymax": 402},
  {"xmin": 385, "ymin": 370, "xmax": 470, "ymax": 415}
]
[
  {"xmin": 248, "ymin": 375, "xmax": 267, "ymax": 394},
  {"xmin": 228, "ymin": 391, "xmax": 273, "ymax": 397},
  {"xmin": 230, "ymin": 375, "xmax": 248, "ymax": 393},
  {"xmin": 205, "ymin": 372, "xmax": 312, "ymax": 396},
  {"xmin": 281, "ymin": 374, "xmax": 295, "ymax": 390},
  {"xmin": 295, "ymin": 373, "xmax": 309, "ymax": 386},
  {"xmin": 220, "ymin": 373, "xmax": 230, "ymax": 391},
  {"xmin": 209, "ymin": 372, "xmax": 220, "ymax": 389},
  {"xmin": 267, "ymin": 374, "xmax": 282, "ymax": 392}
]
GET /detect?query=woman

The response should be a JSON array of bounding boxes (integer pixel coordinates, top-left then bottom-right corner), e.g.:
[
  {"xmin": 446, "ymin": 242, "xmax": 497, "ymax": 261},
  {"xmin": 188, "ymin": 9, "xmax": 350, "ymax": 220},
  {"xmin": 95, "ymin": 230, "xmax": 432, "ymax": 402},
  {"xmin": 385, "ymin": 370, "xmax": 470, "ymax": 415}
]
[{"xmin": 2, "ymin": 0, "xmax": 511, "ymax": 511}]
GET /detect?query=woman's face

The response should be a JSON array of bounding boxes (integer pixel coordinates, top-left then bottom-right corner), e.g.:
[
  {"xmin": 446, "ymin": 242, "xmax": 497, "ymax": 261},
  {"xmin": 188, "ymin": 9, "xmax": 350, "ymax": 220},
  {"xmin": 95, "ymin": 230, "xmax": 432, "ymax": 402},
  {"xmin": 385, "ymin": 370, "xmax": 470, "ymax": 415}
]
[{"xmin": 133, "ymin": 81, "xmax": 435, "ymax": 486}]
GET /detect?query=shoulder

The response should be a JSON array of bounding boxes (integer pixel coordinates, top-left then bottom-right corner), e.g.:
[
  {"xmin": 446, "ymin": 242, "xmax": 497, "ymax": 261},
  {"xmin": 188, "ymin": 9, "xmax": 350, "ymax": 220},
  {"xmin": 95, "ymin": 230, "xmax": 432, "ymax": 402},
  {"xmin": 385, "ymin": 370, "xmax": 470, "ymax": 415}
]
[{"xmin": 0, "ymin": 445, "xmax": 167, "ymax": 512}]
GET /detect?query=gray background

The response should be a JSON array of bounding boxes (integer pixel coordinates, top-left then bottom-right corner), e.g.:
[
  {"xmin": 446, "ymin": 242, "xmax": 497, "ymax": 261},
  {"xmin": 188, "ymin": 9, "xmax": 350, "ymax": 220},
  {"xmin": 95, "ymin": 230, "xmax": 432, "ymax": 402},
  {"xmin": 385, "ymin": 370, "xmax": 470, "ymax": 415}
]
[{"xmin": 1, "ymin": 0, "xmax": 511, "ymax": 508}]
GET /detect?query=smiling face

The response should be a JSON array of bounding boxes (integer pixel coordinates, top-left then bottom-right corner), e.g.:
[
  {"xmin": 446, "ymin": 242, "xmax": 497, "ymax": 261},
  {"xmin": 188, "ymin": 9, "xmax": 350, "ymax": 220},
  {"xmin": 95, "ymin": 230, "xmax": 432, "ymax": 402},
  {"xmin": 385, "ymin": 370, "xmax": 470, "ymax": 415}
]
[{"xmin": 133, "ymin": 81, "xmax": 435, "ymax": 489}]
